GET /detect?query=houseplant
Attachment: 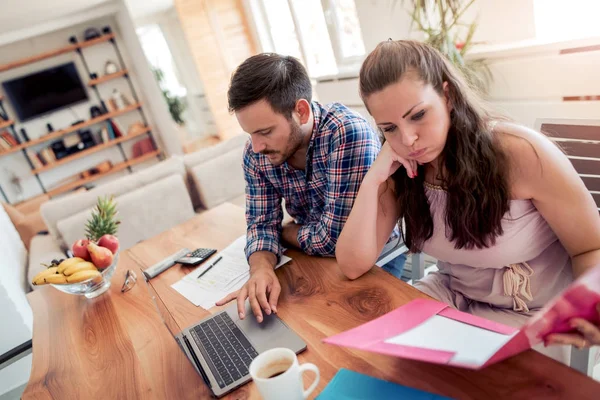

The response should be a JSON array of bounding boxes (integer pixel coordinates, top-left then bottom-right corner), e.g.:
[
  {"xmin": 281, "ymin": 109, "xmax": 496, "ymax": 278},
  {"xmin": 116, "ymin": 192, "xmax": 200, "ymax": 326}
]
[
  {"xmin": 400, "ymin": 0, "xmax": 491, "ymax": 92},
  {"xmin": 152, "ymin": 67, "xmax": 187, "ymax": 125}
]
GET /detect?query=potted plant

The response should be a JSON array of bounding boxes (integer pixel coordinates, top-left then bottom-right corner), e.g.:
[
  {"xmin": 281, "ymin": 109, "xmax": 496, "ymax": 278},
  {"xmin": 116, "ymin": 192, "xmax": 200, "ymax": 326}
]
[{"xmin": 400, "ymin": 0, "xmax": 491, "ymax": 92}]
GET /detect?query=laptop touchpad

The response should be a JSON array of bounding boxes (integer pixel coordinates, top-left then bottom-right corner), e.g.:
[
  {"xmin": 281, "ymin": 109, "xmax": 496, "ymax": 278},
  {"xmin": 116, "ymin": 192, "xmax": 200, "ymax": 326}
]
[{"xmin": 227, "ymin": 301, "xmax": 293, "ymax": 352}]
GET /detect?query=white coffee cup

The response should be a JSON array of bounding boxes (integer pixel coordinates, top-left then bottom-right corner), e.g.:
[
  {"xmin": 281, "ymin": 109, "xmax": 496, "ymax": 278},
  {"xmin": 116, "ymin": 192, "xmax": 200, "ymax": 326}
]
[{"xmin": 249, "ymin": 348, "xmax": 320, "ymax": 400}]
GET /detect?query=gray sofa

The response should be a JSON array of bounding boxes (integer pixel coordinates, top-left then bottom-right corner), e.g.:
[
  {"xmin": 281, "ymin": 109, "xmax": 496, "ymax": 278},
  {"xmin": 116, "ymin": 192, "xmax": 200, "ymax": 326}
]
[{"xmin": 23, "ymin": 136, "xmax": 249, "ymax": 292}]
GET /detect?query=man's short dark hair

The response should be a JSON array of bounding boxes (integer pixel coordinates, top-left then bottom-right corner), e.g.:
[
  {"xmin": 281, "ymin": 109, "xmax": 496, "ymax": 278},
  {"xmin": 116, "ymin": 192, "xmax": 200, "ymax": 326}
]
[{"xmin": 227, "ymin": 53, "xmax": 312, "ymax": 117}]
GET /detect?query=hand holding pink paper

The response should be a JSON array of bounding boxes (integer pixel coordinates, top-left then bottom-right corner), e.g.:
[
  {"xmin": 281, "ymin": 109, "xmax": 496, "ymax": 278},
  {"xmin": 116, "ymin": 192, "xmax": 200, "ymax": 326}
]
[
  {"xmin": 324, "ymin": 264, "xmax": 600, "ymax": 369},
  {"xmin": 524, "ymin": 267, "xmax": 600, "ymax": 348}
]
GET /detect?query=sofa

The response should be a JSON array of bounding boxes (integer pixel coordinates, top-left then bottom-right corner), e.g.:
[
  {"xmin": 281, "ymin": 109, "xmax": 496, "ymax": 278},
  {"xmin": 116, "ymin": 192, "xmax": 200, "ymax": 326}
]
[
  {"xmin": 25, "ymin": 156, "xmax": 194, "ymax": 290},
  {"xmin": 13, "ymin": 136, "xmax": 248, "ymax": 293},
  {"xmin": 183, "ymin": 133, "xmax": 247, "ymax": 210}
]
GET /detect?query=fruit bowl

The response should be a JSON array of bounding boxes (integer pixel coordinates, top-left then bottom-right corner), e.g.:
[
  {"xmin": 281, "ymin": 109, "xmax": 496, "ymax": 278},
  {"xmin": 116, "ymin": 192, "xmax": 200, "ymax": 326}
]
[{"xmin": 51, "ymin": 252, "xmax": 119, "ymax": 299}]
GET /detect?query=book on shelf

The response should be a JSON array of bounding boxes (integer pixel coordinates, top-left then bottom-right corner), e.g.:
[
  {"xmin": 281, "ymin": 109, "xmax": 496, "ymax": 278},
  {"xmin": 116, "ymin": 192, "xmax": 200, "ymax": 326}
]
[
  {"xmin": 26, "ymin": 150, "xmax": 43, "ymax": 169},
  {"xmin": 39, "ymin": 147, "xmax": 56, "ymax": 164},
  {"xmin": 109, "ymin": 119, "xmax": 123, "ymax": 138},
  {"xmin": 1, "ymin": 131, "xmax": 18, "ymax": 146},
  {"xmin": 106, "ymin": 121, "xmax": 116, "ymax": 140},
  {"xmin": 99, "ymin": 126, "xmax": 110, "ymax": 143},
  {"xmin": 0, "ymin": 136, "xmax": 11, "ymax": 150}
]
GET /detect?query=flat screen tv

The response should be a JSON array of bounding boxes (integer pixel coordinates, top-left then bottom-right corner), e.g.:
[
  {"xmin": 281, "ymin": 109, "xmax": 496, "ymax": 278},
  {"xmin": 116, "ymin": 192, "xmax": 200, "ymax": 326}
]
[{"xmin": 2, "ymin": 62, "xmax": 88, "ymax": 122}]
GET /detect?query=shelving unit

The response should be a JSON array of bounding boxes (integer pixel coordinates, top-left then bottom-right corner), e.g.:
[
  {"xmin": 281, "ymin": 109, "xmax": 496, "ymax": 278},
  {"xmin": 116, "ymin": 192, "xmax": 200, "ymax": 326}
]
[
  {"xmin": 31, "ymin": 127, "xmax": 150, "ymax": 174},
  {"xmin": 0, "ymin": 34, "xmax": 115, "ymax": 73},
  {"xmin": 88, "ymin": 69, "xmax": 128, "ymax": 86},
  {"xmin": 46, "ymin": 150, "xmax": 160, "ymax": 197},
  {"xmin": 0, "ymin": 119, "xmax": 14, "ymax": 130},
  {"xmin": 0, "ymin": 27, "xmax": 161, "ymax": 203}
]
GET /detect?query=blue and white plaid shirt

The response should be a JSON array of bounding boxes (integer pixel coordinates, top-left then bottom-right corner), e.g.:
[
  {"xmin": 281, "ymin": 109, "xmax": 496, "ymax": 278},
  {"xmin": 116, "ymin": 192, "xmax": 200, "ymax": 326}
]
[{"xmin": 244, "ymin": 101, "xmax": 381, "ymax": 260}]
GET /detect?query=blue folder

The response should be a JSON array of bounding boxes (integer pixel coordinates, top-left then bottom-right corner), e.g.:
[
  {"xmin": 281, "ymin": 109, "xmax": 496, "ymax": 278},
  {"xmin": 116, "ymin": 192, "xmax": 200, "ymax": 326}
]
[{"xmin": 317, "ymin": 369, "xmax": 453, "ymax": 400}]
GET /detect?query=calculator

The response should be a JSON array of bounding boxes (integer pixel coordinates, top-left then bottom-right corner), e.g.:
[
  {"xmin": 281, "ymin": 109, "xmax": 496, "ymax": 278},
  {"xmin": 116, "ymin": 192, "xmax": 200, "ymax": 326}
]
[{"xmin": 176, "ymin": 248, "xmax": 217, "ymax": 266}]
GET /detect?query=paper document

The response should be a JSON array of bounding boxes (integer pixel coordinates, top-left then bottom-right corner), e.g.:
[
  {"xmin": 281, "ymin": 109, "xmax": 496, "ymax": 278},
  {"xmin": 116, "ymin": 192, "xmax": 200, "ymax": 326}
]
[
  {"xmin": 172, "ymin": 236, "xmax": 292, "ymax": 309},
  {"xmin": 384, "ymin": 315, "xmax": 515, "ymax": 366}
]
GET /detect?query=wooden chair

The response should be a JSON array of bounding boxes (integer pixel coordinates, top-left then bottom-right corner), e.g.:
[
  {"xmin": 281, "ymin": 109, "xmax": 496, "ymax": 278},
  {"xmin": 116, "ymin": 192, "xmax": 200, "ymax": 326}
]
[{"xmin": 535, "ymin": 118, "xmax": 600, "ymax": 378}]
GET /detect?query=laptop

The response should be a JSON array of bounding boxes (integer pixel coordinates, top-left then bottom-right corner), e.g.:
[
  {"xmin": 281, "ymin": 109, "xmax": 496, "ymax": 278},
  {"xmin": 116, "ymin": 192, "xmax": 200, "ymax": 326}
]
[{"xmin": 142, "ymin": 274, "xmax": 307, "ymax": 398}]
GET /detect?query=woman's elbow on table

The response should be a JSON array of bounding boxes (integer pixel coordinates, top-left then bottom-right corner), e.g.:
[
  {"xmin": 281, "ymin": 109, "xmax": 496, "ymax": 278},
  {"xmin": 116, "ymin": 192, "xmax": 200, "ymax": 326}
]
[{"xmin": 336, "ymin": 250, "xmax": 375, "ymax": 280}]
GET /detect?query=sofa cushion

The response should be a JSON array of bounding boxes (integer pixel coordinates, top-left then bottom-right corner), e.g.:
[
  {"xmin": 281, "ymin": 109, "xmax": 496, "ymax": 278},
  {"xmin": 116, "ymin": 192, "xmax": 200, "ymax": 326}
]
[
  {"xmin": 42, "ymin": 157, "xmax": 186, "ymax": 247},
  {"xmin": 183, "ymin": 134, "xmax": 248, "ymax": 169},
  {"xmin": 57, "ymin": 174, "xmax": 195, "ymax": 251},
  {"xmin": 27, "ymin": 234, "xmax": 66, "ymax": 291},
  {"xmin": 0, "ymin": 203, "xmax": 28, "ymax": 293},
  {"xmin": 2, "ymin": 203, "xmax": 47, "ymax": 250},
  {"xmin": 190, "ymin": 147, "xmax": 246, "ymax": 209}
]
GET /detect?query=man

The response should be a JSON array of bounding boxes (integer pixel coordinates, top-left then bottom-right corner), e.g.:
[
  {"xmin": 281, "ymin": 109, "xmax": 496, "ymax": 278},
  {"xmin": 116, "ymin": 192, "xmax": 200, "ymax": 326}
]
[{"xmin": 216, "ymin": 53, "xmax": 406, "ymax": 322}]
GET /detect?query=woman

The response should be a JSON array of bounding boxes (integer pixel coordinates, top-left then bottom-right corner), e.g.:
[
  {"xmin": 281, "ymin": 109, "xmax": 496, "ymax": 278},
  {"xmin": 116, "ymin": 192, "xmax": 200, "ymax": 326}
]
[{"xmin": 336, "ymin": 40, "xmax": 600, "ymax": 361}]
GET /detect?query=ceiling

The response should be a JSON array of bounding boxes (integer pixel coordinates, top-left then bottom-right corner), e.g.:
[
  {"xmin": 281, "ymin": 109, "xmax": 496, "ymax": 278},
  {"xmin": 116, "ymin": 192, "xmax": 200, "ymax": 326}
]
[{"xmin": 0, "ymin": 0, "xmax": 173, "ymax": 36}]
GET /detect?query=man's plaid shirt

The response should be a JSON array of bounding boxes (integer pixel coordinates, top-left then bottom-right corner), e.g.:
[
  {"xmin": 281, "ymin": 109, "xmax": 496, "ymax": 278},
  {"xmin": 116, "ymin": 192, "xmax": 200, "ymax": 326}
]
[{"xmin": 243, "ymin": 101, "xmax": 381, "ymax": 260}]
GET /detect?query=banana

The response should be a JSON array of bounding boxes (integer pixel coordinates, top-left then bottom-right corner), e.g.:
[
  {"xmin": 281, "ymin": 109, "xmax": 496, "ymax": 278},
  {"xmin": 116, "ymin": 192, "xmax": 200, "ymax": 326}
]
[
  {"xmin": 63, "ymin": 261, "xmax": 97, "ymax": 276},
  {"xmin": 44, "ymin": 274, "xmax": 68, "ymax": 284},
  {"xmin": 66, "ymin": 270, "xmax": 102, "ymax": 283},
  {"xmin": 32, "ymin": 267, "xmax": 59, "ymax": 285},
  {"xmin": 57, "ymin": 257, "xmax": 85, "ymax": 274}
]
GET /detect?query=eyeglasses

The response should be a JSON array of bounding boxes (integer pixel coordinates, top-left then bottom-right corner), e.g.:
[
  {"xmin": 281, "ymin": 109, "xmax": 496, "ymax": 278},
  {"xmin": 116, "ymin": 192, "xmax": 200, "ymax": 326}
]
[{"xmin": 121, "ymin": 270, "xmax": 137, "ymax": 293}]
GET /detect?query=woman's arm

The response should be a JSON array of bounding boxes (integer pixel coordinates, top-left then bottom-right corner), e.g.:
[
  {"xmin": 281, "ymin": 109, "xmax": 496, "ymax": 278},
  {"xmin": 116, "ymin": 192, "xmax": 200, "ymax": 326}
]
[
  {"xmin": 500, "ymin": 122, "xmax": 600, "ymax": 276},
  {"xmin": 336, "ymin": 142, "xmax": 414, "ymax": 279},
  {"xmin": 500, "ymin": 122, "xmax": 600, "ymax": 349}
]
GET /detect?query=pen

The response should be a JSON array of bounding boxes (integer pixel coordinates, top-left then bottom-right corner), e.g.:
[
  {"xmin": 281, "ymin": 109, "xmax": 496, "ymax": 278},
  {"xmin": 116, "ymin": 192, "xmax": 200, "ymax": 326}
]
[{"xmin": 197, "ymin": 256, "xmax": 223, "ymax": 279}]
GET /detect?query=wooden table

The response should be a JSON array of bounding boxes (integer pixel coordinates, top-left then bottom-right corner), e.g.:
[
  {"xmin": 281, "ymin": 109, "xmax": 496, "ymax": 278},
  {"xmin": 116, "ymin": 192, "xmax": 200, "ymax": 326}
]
[{"xmin": 24, "ymin": 203, "xmax": 600, "ymax": 399}]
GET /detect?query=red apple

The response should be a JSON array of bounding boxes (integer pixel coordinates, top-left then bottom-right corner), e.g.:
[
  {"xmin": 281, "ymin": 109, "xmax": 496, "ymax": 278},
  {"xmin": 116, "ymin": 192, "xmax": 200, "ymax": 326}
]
[
  {"xmin": 87, "ymin": 242, "xmax": 114, "ymax": 270},
  {"xmin": 72, "ymin": 239, "xmax": 91, "ymax": 260},
  {"xmin": 98, "ymin": 234, "xmax": 119, "ymax": 255}
]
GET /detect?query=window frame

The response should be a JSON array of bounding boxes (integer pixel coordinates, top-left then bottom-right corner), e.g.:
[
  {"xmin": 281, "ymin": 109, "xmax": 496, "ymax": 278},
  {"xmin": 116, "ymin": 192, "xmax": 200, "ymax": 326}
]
[{"xmin": 248, "ymin": 0, "xmax": 365, "ymax": 77}]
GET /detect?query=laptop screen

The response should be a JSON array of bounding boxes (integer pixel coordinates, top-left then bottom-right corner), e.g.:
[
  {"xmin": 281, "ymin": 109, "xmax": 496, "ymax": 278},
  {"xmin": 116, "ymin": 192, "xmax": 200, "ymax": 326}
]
[{"xmin": 143, "ymin": 274, "xmax": 183, "ymax": 339}]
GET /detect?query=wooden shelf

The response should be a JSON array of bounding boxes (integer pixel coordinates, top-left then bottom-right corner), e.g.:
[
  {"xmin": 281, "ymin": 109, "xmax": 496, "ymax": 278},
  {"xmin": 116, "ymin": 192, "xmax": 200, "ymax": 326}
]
[
  {"xmin": 0, "ymin": 119, "xmax": 14, "ymax": 130},
  {"xmin": 0, "ymin": 104, "xmax": 141, "ymax": 158},
  {"xmin": 32, "ymin": 128, "xmax": 151, "ymax": 174},
  {"xmin": 88, "ymin": 69, "xmax": 128, "ymax": 86},
  {"xmin": 0, "ymin": 34, "xmax": 115, "ymax": 73},
  {"xmin": 77, "ymin": 33, "xmax": 115, "ymax": 50},
  {"xmin": 0, "ymin": 142, "xmax": 26, "ymax": 156},
  {"xmin": 47, "ymin": 150, "xmax": 160, "ymax": 197},
  {"xmin": 24, "ymin": 103, "xmax": 141, "ymax": 149}
]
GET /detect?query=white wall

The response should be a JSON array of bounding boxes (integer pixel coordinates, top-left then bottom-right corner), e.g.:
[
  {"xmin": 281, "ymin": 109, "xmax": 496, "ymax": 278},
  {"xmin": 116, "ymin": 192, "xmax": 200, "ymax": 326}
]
[
  {"xmin": 0, "ymin": 4, "xmax": 178, "ymax": 204},
  {"xmin": 354, "ymin": 0, "xmax": 536, "ymax": 54},
  {"xmin": 355, "ymin": 0, "xmax": 416, "ymax": 53},
  {"xmin": 474, "ymin": 37, "xmax": 600, "ymax": 127},
  {"xmin": 463, "ymin": 0, "xmax": 536, "ymax": 45},
  {"xmin": 0, "ymin": 205, "xmax": 32, "ymax": 395},
  {"xmin": 133, "ymin": 8, "xmax": 217, "ymax": 138}
]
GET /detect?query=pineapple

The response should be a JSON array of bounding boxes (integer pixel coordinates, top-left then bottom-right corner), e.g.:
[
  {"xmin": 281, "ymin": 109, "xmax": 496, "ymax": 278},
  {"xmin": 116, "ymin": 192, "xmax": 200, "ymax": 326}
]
[{"xmin": 85, "ymin": 196, "xmax": 120, "ymax": 241}]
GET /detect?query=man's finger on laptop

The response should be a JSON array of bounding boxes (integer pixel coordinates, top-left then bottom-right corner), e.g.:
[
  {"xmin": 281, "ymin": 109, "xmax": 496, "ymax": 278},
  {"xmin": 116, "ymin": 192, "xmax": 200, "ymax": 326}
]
[
  {"xmin": 216, "ymin": 289, "xmax": 239, "ymax": 306},
  {"xmin": 256, "ymin": 282, "xmax": 271, "ymax": 315},
  {"xmin": 248, "ymin": 283, "xmax": 264, "ymax": 322},
  {"xmin": 236, "ymin": 286, "xmax": 248, "ymax": 319},
  {"xmin": 268, "ymin": 283, "xmax": 281, "ymax": 313}
]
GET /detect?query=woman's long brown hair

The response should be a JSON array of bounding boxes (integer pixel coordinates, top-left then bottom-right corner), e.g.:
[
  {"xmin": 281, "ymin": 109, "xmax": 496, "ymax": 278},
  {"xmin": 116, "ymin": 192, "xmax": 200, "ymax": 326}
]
[{"xmin": 360, "ymin": 40, "xmax": 510, "ymax": 252}]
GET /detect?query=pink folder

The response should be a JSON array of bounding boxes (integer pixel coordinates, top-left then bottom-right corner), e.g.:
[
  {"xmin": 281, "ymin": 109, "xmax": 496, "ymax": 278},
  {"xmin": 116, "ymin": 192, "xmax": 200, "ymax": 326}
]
[{"xmin": 324, "ymin": 265, "xmax": 600, "ymax": 369}]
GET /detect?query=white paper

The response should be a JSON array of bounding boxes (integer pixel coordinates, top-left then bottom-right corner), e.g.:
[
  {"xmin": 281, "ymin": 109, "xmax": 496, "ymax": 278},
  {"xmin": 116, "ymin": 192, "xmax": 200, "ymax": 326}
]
[
  {"xmin": 384, "ymin": 315, "xmax": 515, "ymax": 367},
  {"xmin": 171, "ymin": 235, "xmax": 292, "ymax": 309}
]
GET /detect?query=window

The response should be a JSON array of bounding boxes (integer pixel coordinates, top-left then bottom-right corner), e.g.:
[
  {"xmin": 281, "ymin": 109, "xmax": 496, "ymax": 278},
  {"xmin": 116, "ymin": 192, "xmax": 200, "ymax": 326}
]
[
  {"xmin": 250, "ymin": 0, "xmax": 365, "ymax": 78},
  {"xmin": 136, "ymin": 24, "xmax": 187, "ymax": 98},
  {"xmin": 327, "ymin": 0, "xmax": 366, "ymax": 59},
  {"xmin": 534, "ymin": 0, "xmax": 600, "ymax": 42}
]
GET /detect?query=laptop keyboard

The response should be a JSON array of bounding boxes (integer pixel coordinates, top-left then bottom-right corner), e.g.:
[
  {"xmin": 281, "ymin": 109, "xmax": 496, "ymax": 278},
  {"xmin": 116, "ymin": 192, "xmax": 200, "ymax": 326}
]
[{"xmin": 189, "ymin": 312, "xmax": 259, "ymax": 389}]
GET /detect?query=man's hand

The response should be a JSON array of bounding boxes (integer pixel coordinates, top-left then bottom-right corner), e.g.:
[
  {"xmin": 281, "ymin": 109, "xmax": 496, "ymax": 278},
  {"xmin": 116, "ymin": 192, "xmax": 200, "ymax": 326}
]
[
  {"xmin": 282, "ymin": 222, "xmax": 301, "ymax": 249},
  {"xmin": 216, "ymin": 251, "xmax": 280, "ymax": 323}
]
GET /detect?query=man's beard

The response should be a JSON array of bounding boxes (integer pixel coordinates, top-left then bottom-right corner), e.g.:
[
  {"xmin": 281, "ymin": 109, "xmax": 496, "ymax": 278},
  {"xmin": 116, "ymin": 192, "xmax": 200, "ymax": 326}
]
[{"xmin": 264, "ymin": 120, "xmax": 304, "ymax": 166}]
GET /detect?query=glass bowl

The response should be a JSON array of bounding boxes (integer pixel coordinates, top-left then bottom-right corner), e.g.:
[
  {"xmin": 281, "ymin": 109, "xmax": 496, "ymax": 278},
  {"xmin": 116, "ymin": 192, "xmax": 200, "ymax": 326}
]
[{"xmin": 51, "ymin": 252, "xmax": 119, "ymax": 299}]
